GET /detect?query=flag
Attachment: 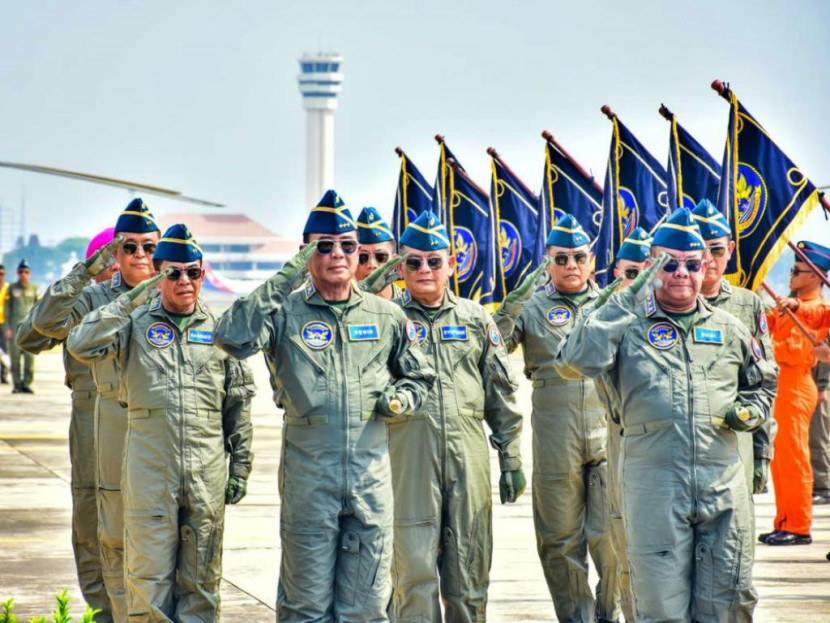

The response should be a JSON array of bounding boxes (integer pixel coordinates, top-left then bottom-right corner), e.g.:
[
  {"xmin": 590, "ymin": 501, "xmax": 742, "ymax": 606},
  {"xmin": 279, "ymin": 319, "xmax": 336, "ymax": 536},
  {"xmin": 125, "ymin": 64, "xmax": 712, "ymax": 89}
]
[
  {"xmin": 541, "ymin": 139, "xmax": 603, "ymax": 242},
  {"xmin": 490, "ymin": 153, "xmax": 546, "ymax": 294},
  {"xmin": 664, "ymin": 108, "xmax": 721, "ymax": 210},
  {"xmin": 433, "ymin": 138, "xmax": 465, "ymax": 224},
  {"xmin": 392, "ymin": 149, "xmax": 434, "ymax": 240},
  {"xmin": 595, "ymin": 114, "xmax": 669, "ymax": 286},
  {"xmin": 716, "ymin": 84, "xmax": 822, "ymax": 290}
]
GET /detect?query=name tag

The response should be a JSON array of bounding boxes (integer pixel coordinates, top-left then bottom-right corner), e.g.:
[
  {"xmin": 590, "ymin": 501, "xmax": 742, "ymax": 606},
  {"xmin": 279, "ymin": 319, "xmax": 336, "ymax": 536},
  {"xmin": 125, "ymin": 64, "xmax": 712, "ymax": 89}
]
[
  {"xmin": 440, "ymin": 325, "xmax": 468, "ymax": 341},
  {"xmin": 348, "ymin": 324, "xmax": 379, "ymax": 341},
  {"xmin": 693, "ymin": 327, "xmax": 723, "ymax": 345},
  {"xmin": 187, "ymin": 329, "xmax": 215, "ymax": 345}
]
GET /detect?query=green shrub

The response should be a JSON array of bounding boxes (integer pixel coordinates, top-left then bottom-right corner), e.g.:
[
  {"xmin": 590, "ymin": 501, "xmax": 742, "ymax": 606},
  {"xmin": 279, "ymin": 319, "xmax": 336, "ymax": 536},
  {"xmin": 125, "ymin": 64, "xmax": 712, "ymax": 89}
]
[{"xmin": 0, "ymin": 592, "xmax": 99, "ymax": 623}]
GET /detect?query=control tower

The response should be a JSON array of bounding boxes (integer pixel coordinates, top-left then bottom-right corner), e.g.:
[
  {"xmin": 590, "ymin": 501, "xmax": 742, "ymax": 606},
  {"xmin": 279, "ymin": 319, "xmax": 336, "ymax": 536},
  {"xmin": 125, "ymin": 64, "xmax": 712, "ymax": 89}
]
[{"xmin": 298, "ymin": 53, "xmax": 344, "ymax": 210}]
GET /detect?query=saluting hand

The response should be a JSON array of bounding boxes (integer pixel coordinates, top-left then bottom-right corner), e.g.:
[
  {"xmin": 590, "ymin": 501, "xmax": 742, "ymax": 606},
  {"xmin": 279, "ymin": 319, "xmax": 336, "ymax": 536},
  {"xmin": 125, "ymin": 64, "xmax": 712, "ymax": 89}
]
[
  {"xmin": 505, "ymin": 256, "xmax": 552, "ymax": 306},
  {"xmin": 125, "ymin": 269, "xmax": 172, "ymax": 307},
  {"xmin": 362, "ymin": 253, "xmax": 409, "ymax": 294},
  {"xmin": 84, "ymin": 234, "xmax": 124, "ymax": 276}
]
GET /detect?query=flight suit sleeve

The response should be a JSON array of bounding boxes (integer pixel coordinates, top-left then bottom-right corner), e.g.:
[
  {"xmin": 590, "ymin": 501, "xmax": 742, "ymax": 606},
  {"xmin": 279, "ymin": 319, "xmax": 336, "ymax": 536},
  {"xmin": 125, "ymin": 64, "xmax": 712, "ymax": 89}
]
[
  {"xmin": 66, "ymin": 295, "xmax": 132, "ymax": 368},
  {"xmin": 554, "ymin": 289, "xmax": 639, "ymax": 380},
  {"xmin": 479, "ymin": 313, "xmax": 523, "ymax": 471},
  {"xmin": 222, "ymin": 358, "xmax": 256, "ymax": 480},
  {"xmin": 493, "ymin": 299, "xmax": 525, "ymax": 354},
  {"xmin": 751, "ymin": 295, "xmax": 778, "ymax": 460},
  {"xmin": 385, "ymin": 312, "xmax": 436, "ymax": 411},
  {"xmin": 793, "ymin": 299, "xmax": 830, "ymax": 330},
  {"xmin": 31, "ymin": 263, "xmax": 94, "ymax": 340},
  {"xmin": 15, "ymin": 309, "xmax": 61, "ymax": 354},
  {"xmin": 736, "ymin": 328, "xmax": 778, "ymax": 432},
  {"xmin": 214, "ymin": 277, "xmax": 286, "ymax": 360}
]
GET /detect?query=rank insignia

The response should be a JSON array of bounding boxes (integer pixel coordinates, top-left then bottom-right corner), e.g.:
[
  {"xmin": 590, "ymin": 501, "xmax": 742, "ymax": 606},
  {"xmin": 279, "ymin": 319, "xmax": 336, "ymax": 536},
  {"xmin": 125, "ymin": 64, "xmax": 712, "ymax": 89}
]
[
  {"xmin": 149, "ymin": 297, "xmax": 161, "ymax": 312},
  {"xmin": 304, "ymin": 280, "xmax": 315, "ymax": 300},
  {"xmin": 647, "ymin": 322, "xmax": 678, "ymax": 350},
  {"xmin": 348, "ymin": 324, "xmax": 379, "ymax": 341},
  {"xmin": 546, "ymin": 306, "xmax": 571, "ymax": 326},
  {"xmin": 644, "ymin": 293, "xmax": 656, "ymax": 317},
  {"xmin": 146, "ymin": 322, "xmax": 175, "ymax": 349},
  {"xmin": 401, "ymin": 289, "xmax": 412, "ymax": 306},
  {"xmin": 544, "ymin": 281, "xmax": 556, "ymax": 296},
  {"xmin": 693, "ymin": 327, "xmax": 723, "ymax": 345},
  {"xmin": 440, "ymin": 325, "xmax": 468, "ymax": 341},
  {"xmin": 301, "ymin": 321, "xmax": 333, "ymax": 350},
  {"xmin": 110, "ymin": 272, "xmax": 122, "ymax": 289},
  {"xmin": 187, "ymin": 329, "xmax": 214, "ymax": 345}
]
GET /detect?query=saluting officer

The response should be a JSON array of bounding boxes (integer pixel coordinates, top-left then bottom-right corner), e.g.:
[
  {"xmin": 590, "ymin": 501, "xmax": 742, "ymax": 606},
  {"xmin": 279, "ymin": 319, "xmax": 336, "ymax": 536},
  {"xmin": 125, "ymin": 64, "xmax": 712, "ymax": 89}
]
[
  {"xmin": 5, "ymin": 259, "xmax": 39, "ymax": 393},
  {"xmin": 555, "ymin": 208, "xmax": 777, "ymax": 621},
  {"xmin": 355, "ymin": 206, "xmax": 403, "ymax": 302},
  {"xmin": 494, "ymin": 214, "xmax": 620, "ymax": 622},
  {"xmin": 214, "ymin": 190, "xmax": 436, "ymax": 622},
  {"xmin": 68, "ymin": 224, "xmax": 255, "ymax": 621}
]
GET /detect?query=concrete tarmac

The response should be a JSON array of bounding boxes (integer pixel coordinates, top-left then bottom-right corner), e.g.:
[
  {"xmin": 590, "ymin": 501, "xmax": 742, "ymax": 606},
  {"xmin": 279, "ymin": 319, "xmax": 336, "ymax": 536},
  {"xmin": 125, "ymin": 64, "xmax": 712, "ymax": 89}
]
[{"xmin": 1, "ymin": 349, "xmax": 828, "ymax": 621}]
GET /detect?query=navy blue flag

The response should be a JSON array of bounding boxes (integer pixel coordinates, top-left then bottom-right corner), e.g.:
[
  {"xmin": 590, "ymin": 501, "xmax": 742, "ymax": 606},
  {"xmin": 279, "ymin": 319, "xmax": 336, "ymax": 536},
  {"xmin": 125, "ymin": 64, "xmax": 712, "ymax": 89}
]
[
  {"xmin": 433, "ymin": 139, "xmax": 465, "ymax": 224},
  {"xmin": 595, "ymin": 116, "xmax": 669, "ymax": 286},
  {"xmin": 392, "ymin": 150, "xmax": 434, "ymax": 240},
  {"xmin": 664, "ymin": 110, "xmax": 721, "ymax": 210},
  {"xmin": 716, "ymin": 85, "xmax": 822, "ymax": 290},
  {"xmin": 541, "ymin": 140, "xmax": 603, "ymax": 242},
  {"xmin": 490, "ymin": 154, "xmax": 545, "ymax": 294}
]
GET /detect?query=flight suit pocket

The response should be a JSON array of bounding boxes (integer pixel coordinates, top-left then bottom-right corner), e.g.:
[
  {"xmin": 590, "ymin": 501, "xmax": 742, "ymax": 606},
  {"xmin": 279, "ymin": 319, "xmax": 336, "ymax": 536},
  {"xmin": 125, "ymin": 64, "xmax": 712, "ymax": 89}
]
[
  {"xmin": 441, "ymin": 527, "xmax": 462, "ymax": 597},
  {"xmin": 467, "ymin": 506, "xmax": 493, "ymax": 589},
  {"xmin": 337, "ymin": 530, "xmax": 384, "ymax": 609},
  {"xmin": 694, "ymin": 541, "xmax": 715, "ymax": 616}
]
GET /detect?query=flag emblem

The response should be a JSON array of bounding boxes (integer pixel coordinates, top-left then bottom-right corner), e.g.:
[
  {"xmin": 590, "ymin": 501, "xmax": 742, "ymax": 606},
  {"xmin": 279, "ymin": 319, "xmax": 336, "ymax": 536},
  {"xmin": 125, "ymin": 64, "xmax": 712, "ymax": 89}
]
[
  {"xmin": 735, "ymin": 164, "xmax": 767, "ymax": 238},
  {"xmin": 499, "ymin": 220, "xmax": 522, "ymax": 278},
  {"xmin": 618, "ymin": 187, "xmax": 639, "ymax": 237},
  {"xmin": 454, "ymin": 227, "xmax": 478, "ymax": 283}
]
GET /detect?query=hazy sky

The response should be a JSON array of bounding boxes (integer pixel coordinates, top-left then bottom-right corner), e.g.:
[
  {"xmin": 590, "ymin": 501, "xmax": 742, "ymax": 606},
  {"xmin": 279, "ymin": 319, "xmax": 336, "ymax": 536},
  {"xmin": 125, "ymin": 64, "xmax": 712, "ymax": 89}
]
[{"xmin": 2, "ymin": 0, "xmax": 830, "ymax": 249}]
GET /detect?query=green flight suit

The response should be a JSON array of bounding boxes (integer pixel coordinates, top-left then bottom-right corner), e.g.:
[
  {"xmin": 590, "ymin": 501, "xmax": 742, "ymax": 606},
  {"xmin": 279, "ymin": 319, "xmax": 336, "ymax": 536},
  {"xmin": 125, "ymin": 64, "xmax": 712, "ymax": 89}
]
[
  {"xmin": 495, "ymin": 281, "xmax": 620, "ymax": 622},
  {"xmin": 5, "ymin": 280, "xmax": 39, "ymax": 391},
  {"xmin": 67, "ymin": 294, "xmax": 254, "ymax": 622},
  {"xmin": 390, "ymin": 290, "xmax": 523, "ymax": 622},
  {"xmin": 214, "ymin": 280, "xmax": 435, "ymax": 622},
  {"xmin": 32, "ymin": 266, "xmax": 132, "ymax": 620},
  {"xmin": 555, "ymin": 290, "xmax": 777, "ymax": 622},
  {"xmin": 16, "ymin": 311, "xmax": 112, "ymax": 622}
]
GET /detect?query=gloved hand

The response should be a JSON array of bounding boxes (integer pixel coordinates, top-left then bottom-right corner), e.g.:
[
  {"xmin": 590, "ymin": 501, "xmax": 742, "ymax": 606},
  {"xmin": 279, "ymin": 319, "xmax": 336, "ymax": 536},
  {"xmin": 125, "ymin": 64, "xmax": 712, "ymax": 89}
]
[
  {"xmin": 499, "ymin": 469, "xmax": 527, "ymax": 504},
  {"xmin": 84, "ymin": 234, "xmax": 123, "ymax": 276},
  {"xmin": 628, "ymin": 252, "xmax": 670, "ymax": 299},
  {"xmin": 724, "ymin": 402, "xmax": 763, "ymax": 432},
  {"xmin": 125, "ymin": 269, "xmax": 171, "ymax": 308},
  {"xmin": 278, "ymin": 240, "xmax": 318, "ymax": 290},
  {"xmin": 505, "ymin": 257, "xmax": 552, "ymax": 305},
  {"xmin": 753, "ymin": 457, "xmax": 770, "ymax": 495},
  {"xmin": 225, "ymin": 475, "xmax": 248, "ymax": 505},
  {"xmin": 591, "ymin": 276, "xmax": 624, "ymax": 310},
  {"xmin": 361, "ymin": 252, "xmax": 409, "ymax": 294},
  {"xmin": 377, "ymin": 386, "xmax": 412, "ymax": 417}
]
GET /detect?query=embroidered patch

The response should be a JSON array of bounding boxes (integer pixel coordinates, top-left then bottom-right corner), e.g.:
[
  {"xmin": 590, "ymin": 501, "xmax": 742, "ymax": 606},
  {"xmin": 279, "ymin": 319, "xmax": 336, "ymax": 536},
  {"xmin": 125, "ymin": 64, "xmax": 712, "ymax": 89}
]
[
  {"xmin": 303, "ymin": 280, "xmax": 315, "ymax": 300},
  {"xmin": 110, "ymin": 272, "xmax": 122, "ymax": 289},
  {"xmin": 644, "ymin": 293, "xmax": 656, "ymax": 317},
  {"xmin": 751, "ymin": 337, "xmax": 764, "ymax": 360},
  {"xmin": 544, "ymin": 281, "xmax": 556, "ymax": 296},
  {"xmin": 759, "ymin": 313, "xmax": 768, "ymax": 335},
  {"xmin": 405, "ymin": 318, "xmax": 418, "ymax": 343},
  {"xmin": 546, "ymin": 306, "xmax": 572, "ymax": 326},
  {"xmin": 488, "ymin": 323, "xmax": 502, "ymax": 347},
  {"xmin": 440, "ymin": 325, "xmax": 468, "ymax": 341},
  {"xmin": 146, "ymin": 322, "xmax": 175, "ymax": 349},
  {"xmin": 647, "ymin": 322, "xmax": 678, "ymax": 350},
  {"xmin": 693, "ymin": 327, "xmax": 724, "ymax": 345},
  {"xmin": 411, "ymin": 320, "xmax": 428, "ymax": 346},
  {"xmin": 149, "ymin": 297, "xmax": 161, "ymax": 311},
  {"xmin": 301, "ymin": 321, "xmax": 333, "ymax": 350},
  {"xmin": 187, "ymin": 329, "xmax": 214, "ymax": 345},
  {"xmin": 401, "ymin": 289, "xmax": 412, "ymax": 306},
  {"xmin": 348, "ymin": 324, "xmax": 379, "ymax": 341}
]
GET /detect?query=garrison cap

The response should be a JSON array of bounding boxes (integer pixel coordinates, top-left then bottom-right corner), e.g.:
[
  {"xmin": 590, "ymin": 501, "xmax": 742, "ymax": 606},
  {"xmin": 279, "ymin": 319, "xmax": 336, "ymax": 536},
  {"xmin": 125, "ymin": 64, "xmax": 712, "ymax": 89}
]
[
  {"xmin": 357, "ymin": 207, "xmax": 394, "ymax": 244},
  {"xmin": 114, "ymin": 198, "xmax": 160, "ymax": 234},
  {"xmin": 616, "ymin": 227, "xmax": 651, "ymax": 262},
  {"xmin": 691, "ymin": 199, "xmax": 731, "ymax": 240},
  {"xmin": 546, "ymin": 214, "xmax": 590, "ymax": 248},
  {"xmin": 17, "ymin": 258, "xmax": 30, "ymax": 271},
  {"xmin": 651, "ymin": 208, "xmax": 705, "ymax": 252},
  {"xmin": 399, "ymin": 210, "xmax": 450, "ymax": 251},
  {"xmin": 303, "ymin": 190, "xmax": 356, "ymax": 236},
  {"xmin": 154, "ymin": 224, "xmax": 203, "ymax": 263},
  {"xmin": 796, "ymin": 240, "xmax": 830, "ymax": 272}
]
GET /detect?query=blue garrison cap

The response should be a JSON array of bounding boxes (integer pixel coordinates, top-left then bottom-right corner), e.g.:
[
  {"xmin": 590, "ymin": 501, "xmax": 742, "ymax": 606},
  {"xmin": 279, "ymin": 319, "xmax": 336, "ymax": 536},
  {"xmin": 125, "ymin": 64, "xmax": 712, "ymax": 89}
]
[
  {"xmin": 17, "ymin": 258, "xmax": 30, "ymax": 271},
  {"xmin": 796, "ymin": 240, "xmax": 830, "ymax": 272},
  {"xmin": 616, "ymin": 227, "xmax": 652, "ymax": 262},
  {"xmin": 546, "ymin": 214, "xmax": 590, "ymax": 248},
  {"xmin": 153, "ymin": 224, "xmax": 203, "ymax": 264},
  {"xmin": 691, "ymin": 199, "xmax": 731, "ymax": 240},
  {"xmin": 651, "ymin": 208, "xmax": 705, "ymax": 252},
  {"xmin": 114, "ymin": 198, "xmax": 160, "ymax": 234},
  {"xmin": 399, "ymin": 210, "xmax": 450, "ymax": 251},
  {"xmin": 303, "ymin": 190, "xmax": 356, "ymax": 236},
  {"xmin": 357, "ymin": 207, "xmax": 394, "ymax": 244}
]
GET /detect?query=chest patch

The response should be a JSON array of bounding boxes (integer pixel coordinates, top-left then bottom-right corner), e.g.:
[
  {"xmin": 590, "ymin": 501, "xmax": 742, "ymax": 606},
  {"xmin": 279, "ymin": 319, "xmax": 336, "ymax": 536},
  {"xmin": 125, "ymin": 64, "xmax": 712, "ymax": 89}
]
[
  {"xmin": 693, "ymin": 327, "xmax": 723, "ymax": 345},
  {"xmin": 348, "ymin": 324, "xmax": 379, "ymax": 342},
  {"xmin": 546, "ymin": 306, "xmax": 571, "ymax": 326},
  {"xmin": 440, "ymin": 325, "xmax": 468, "ymax": 341},
  {"xmin": 301, "ymin": 321, "xmax": 334, "ymax": 350},
  {"xmin": 146, "ymin": 322, "xmax": 175, "ymax": 349},
  {"xmin": 647, "ymin": 322, "xmax": 678, "ymax": 350},
  {"xmin": 187, "ymin": 328, "xmax": 215, "ymax": 345},
  {"xmin": 11, "ymin": 289, "xmax": 21, "ymax": 298},
  {"xmin": 411, "ymin": 320, "xmax": 428, "ymax": 346}
]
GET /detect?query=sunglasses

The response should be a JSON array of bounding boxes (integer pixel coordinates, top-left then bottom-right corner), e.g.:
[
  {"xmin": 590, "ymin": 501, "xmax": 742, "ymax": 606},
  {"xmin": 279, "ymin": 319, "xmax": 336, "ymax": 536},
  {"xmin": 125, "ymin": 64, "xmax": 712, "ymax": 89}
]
[
  {"xmin": 358, "ymin": 251, "xmax": 391, "ymax": 265},
  {"xmin": 405, "ymin": 256, "xmax": 445, "ymax": 272},
  {"xmin": 708, "ymin": 245, "xmax": 728, "ymax": 259},
  {"xmin": 790, "ymin": 266, "xmax": 811, "ymax": 276},
  {"xmin": 122, "ymin": 242, "xmax": 157, "ymax": 256},
  {"xmin": 316, "ymin": 239, "xmax": 358, "ymax": 255},
  {"xmin": 553, "ymin": 252, "xmax": 589, "ymax": 266},
  {"xmin": 662, "ymin": 258, "xmax": 703, "ymax": 273},
  {"xmin": 165, "ymin": 267, "xmax": 203, "ymax": 281},
  {"xmin": 623, "ymin": 268, "xmax": 640, "ymax": 280}
]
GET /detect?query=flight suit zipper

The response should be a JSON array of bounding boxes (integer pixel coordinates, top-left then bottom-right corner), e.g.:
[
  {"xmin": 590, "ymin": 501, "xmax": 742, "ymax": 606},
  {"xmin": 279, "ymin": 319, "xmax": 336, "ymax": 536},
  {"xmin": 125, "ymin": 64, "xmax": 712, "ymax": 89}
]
[
  {"xmin": 427, "ymin": 310, "xmax": 448, "ymax": 490},
  {"xmin": 337, "ymin": 311, "xmax": 350, "ymax": 508},
  {"xmin": 679, "ymin": 328, "xmax": 698, "ymax": 520}
]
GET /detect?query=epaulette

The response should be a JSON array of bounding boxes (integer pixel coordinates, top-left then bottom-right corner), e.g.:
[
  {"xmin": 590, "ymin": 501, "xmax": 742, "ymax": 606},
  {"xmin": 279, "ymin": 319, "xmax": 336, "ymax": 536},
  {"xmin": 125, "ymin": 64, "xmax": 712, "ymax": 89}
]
[
  {"xmin": 644, "ymin": 293, "xmax": 657, "ymax": 317},
  {"xmin": 110, "ymin": 272, "xmax": 122, "ymax": 289}
]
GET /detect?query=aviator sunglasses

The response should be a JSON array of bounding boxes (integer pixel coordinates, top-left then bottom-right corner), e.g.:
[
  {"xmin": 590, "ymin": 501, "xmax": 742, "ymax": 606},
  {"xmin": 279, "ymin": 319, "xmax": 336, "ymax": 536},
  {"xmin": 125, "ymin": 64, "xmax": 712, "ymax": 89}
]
[
  {"xmin": 553, "ymin": 252, "xmax": 589, "ymax": 266},
  {"xmin": 662, "ymin": 258, "xmax": 703, "ymax": 273},
  {"xmin": 165, "ymin": 267, "xmax": 203, "ymax": 281},
  {"xmin": 707, "ymin": 245, "xmax": 728, "ymax": 259},
  {"xmin": 122, "ymin": 242, "xmax": 157, "ymax": 256},
  {"xmin": 790, "ymin": 266, "xmax": 811, "ymax": 276},
  {"xmin": 316, "ymin": 239, "xmax": 358, "ymax": 255},
  {"xmin": 623, "ymin": 268, "xmax": 640, "ymax": 280},
  {"xmin": 358, "ymin": 251, "xmax": 391, "ymax": 265},
  {"xmin": 405, "ymin": 256, "xmax": 445, "ymax": 272}
]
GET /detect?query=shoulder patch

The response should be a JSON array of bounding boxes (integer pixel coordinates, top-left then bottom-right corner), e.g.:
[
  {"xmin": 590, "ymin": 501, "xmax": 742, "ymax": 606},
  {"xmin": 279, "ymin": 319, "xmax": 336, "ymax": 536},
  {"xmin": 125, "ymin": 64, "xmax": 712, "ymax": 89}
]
[
  {"xmin": 546, "ymin": 306, "xmax": 571, "ymax": 326},
  {"xmin": 405, "ymin": 318, "xmax": 418, "ymax": 343},
  {"xmin": 488, "ymin": 322, "xmax": 502, "ymax": 347},
  {"xmin": 301, "ymin": 321, "xmax": 333, "ymax": 349},
  {"xmin": 751, "ymin": 337, "xmax": 764, "ymax": 360},
  {"xmin": 146, "ymin": 322, "xmax": 175, "ymax": 349},
  {"xmin": 187, "ymin": 328, "xmax": 215, "ymax": 345},
  {"xmin": 693, "ymin": 327, "xmax": 724, "ymax": 345},
  {"xmin": 647, "ymin": 322, "xmax": 678, "ymax": 350},
  {"xmin": 759, "ymin": 313, "xmax": 768, "ymax": 335},
  {"xmin": 110, "ymin": 272, "xmax": 122, "ymax": 289}
]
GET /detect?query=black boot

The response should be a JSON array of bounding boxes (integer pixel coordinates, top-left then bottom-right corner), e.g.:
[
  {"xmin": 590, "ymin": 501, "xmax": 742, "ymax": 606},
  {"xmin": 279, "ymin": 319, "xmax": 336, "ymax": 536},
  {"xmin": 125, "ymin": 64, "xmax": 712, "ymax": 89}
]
[{"xmin": 764, "ymin": 531, "xmax": 812, "ymax": 546}]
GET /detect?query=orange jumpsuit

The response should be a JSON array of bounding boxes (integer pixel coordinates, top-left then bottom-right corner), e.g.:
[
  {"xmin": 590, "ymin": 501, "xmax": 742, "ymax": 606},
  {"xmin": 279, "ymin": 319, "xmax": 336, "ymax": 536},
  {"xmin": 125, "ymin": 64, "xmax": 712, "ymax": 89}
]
[{"xmin": 767, "ymin": 289, "xmax": 830, "ymax": 534}]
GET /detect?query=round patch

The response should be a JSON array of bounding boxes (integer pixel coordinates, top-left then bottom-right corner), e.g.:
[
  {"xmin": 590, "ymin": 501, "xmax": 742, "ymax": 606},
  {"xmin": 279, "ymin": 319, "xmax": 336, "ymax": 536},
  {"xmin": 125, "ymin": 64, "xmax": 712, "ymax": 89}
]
[
  {"xmin": 11, "ymin": 289, "xmax": 21, "ymax": 298},
  {"xmin": 736, "ymin": 163, "xmax": 767, "ymax": 239},
  {"xmin": 647, "ymin": 322, "xmax": 678, "ymax": 350},
  {"xmin": 546, "ymin": 306, "xmax": 572, "ymax": 326},
  {"xmin": 488, "ymin": 323, "xmax": 502, "ymax": 347},
  {"xmin": 618, "ymin": 187, "xmax": 640, "ymax": 238},
  {"xmin": 758, "ymin": 313, "xmax": 769, "ymax": 335},
  {"xmin": 498, "ymin": 220, "xmax": 522, "ymax": 278},
  {"xmin": 453, "ymin": 227, "xmax": 478, "ymax": 283},
  {"xmin": 146, "ymin": 322, "xmax": 175, "ymax": 349},
  {"xmin": 411, "ymin": 320, "xmax": 428, "ymax": 346},
  {"xmin": 751, "ymin": 337, "xmax": 763, "ymax": 360},
  {"xmin": 301, "ymin": 321, "xmax": 334, "ymax": 350}
]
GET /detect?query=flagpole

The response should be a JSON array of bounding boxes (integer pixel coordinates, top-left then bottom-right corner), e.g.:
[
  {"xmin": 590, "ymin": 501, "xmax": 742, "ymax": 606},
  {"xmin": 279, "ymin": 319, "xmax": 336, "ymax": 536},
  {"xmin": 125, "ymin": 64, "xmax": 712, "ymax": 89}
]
[
  {"xmin": 788, "ymin": 241, "xmax": 830, "ymax": 289},
  {"xmin": 540, "ymin": 131, "xmax": 604, "ymax": 195},
  {"xmin": 447, "ymin": 158, "xmax": 490, "ymax": 199},
  {"xmin": 760, "ymin": 281, "xmax": 820, "ymax": 346},
  {"xmin": 711, "ymin": 79, "xmax": 830, "ymax": 215},
  {"xmin": 658, "ymin": 104, "xmax": 674, "ymax": 121},
  {"xmin": 486, "ymin": 147, "xmax": 538, "ymax": 198}
]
